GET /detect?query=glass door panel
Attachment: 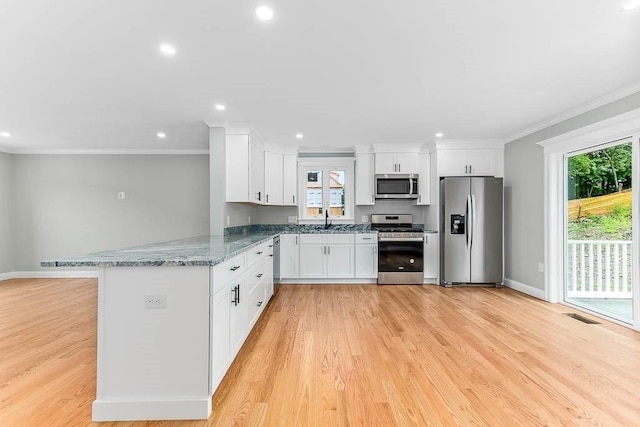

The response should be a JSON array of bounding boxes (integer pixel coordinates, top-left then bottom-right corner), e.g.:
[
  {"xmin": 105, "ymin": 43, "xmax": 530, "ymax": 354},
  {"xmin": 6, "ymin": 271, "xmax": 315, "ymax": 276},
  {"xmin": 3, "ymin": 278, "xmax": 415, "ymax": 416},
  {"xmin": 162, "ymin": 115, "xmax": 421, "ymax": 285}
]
[
  {"xmin": 305, "ymin": 170, "xmax": 323, "ymax": 218},
  {"xmin": 565, "ymin": 141, "xmax": 633, "ymax": 322}
]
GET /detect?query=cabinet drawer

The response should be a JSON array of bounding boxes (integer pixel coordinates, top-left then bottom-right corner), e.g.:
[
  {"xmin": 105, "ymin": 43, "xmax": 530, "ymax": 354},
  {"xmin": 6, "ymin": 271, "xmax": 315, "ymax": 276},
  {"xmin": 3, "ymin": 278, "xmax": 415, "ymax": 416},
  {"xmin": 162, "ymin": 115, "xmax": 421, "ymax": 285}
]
[
  {"xmin": 212, "ymin": 254, "xmax": 246, "ymax": 294},
  {"xmin": 246, "ymin": 261, "xmax": 266, "ymax": 294},
  {"xmin": 299, "ymin": 234, "xmax": 326, "ymax": 244},
  {"xmin": 355, "ymin": 234, "xmax": 376, "ymax": 243},
  {"xmin": 246, "ymin": 242, "xmax": 269, "ymax": 267},
  {"xmin": 327, "ymin": 234, "xmax": 354, "ymax": 244},
  {"xmin": 247, "ymin": 280, "xmax": 266, "ymax": 327}
]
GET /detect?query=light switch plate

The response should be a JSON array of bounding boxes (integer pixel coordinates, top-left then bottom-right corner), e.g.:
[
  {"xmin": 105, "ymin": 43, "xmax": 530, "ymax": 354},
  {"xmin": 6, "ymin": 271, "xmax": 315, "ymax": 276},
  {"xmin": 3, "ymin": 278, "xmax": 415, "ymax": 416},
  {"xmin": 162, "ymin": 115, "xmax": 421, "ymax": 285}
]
[
  {"xmin": 538, "ymin": 262, "xmax": 544, "ymax": 272},
  {"xmin": 117, "ymin": 192, "xmax": 126, "ymax": 200}
]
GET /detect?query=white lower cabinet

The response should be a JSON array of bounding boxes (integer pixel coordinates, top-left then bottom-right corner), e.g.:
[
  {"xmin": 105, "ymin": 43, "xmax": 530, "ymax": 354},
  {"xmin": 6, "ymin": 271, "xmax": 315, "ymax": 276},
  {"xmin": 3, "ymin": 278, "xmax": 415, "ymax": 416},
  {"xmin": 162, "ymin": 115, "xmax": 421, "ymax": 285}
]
[
  {"xmin": 424, "ymin": 233, "xmax": 439, "ymax": 283},
  {"xmin": 210, "ymin": 239, "xmax": 274, "ymax": 395},
  {"xmin": 355, "ymin": 234, "xmax": 378, "ymax": 279},
  {"xmin": 299, "ymin": 234, "xmax": 355, "ymax": 278},
  {"xmin": 280, "ymin": 234, "xmax": 300, "ymax": 278}
]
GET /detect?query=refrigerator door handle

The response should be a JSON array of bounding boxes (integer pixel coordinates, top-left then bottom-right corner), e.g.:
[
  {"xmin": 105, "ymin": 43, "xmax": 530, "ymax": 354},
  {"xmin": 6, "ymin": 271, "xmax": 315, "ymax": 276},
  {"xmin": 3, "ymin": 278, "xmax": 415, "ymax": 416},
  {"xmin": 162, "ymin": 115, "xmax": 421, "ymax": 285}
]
[
  {"xmin": 470, "ymin": 194, "xmax": 476, "ymax": 250},
  {"xmin": 465, "ymin": 194, "xmax": 471, "ymax": 250}
]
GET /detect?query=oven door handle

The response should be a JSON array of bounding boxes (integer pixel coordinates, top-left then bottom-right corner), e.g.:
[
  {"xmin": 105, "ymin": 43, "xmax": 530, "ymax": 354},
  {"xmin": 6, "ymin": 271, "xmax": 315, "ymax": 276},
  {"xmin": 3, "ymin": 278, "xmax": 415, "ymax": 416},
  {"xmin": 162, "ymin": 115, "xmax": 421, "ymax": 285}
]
[{"xmin": 378, "ymin": 237, "xmax": 425, "ymax": 242}]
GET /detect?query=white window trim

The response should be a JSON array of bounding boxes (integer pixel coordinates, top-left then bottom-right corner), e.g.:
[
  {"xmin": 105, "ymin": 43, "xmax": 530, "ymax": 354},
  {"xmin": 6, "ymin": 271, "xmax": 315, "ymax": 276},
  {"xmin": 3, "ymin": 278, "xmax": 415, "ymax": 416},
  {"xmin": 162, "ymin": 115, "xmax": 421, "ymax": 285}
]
[
  {"xmin": 297, "ymin": 158, "xmax": 355, "ymax": 224},
  {"xmin": 539, "ymin": 107, "xmax": 640, "ymax": 331}
]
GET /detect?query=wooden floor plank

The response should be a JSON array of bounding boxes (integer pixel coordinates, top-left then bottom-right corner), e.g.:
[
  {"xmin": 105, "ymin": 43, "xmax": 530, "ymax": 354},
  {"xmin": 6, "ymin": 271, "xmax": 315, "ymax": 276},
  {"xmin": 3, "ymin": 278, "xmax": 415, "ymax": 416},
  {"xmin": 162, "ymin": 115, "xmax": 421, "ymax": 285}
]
[{"xmin": 2, "ymin": 280, "xmax": 640, "ymax": 426}]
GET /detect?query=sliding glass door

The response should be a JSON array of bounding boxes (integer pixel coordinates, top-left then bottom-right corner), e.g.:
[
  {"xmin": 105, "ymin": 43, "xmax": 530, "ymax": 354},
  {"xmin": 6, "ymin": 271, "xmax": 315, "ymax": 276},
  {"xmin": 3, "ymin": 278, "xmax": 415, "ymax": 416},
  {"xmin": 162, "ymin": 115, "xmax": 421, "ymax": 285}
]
[{"xmin": 564, "ymin": 140, "xmax": 634, "ymax": 322}]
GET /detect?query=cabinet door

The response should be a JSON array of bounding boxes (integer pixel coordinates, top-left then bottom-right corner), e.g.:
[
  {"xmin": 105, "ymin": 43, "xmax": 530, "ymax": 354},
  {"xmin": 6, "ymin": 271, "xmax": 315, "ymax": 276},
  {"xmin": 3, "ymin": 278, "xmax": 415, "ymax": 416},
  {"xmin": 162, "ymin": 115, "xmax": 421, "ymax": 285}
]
[
  {"xmin": 211, "ymin": 287, "xmax": 231, "ymax": 392},
  {"xmin": 225, "ymin": 135, "xmax": 250, "ymax": 202},
  {"xmin": 280, "ymin": 234, "xmax": 299, "ymax": 278},
  {"xmin": 355, "ymin": 153, "xmax": 375, "ymax": 205},
  {"xmin": 437, "ymin": 150, "xmax": 467, "ymax": 177},
  {"xmin": 414, "ymin": 153, "xmax": 431, "ymax": 205},
  {"xmin": 299, "ymin": 244, "xmax": 326, "ymax": 278},
  {"xmin": 249, "ymin": 139, "xmax": 265, "ymax": 204},
  {"xmin": 327, "ymin": 244, "xmax": 354, "ymax": 278},
  {"xmin": 355, "ymin": 244, "xmax": 377, "ymax": 279},
  {"xmin": 467, "ymin": 149, "xmax": 495, "ymax": 176},
  {"xmin": 374, "ymin": 153, "xmax": 397, "ymax": 174},
  {"xmin": 396, "ymin": 153, "xmax": 418, "ymax": 174},
  {"xmin": 264, "ymin": 151, "xmax": 284, "ymax": 205},
  {"xmin": 424, "ymin": 233, "xmax": 439, "ymax": 282},
  {"xmin": 283, "ymin": 154, "xmax": 298, "ymax": 206},
  {"xmin": 230, "ymin": 280, "xmax": 247, "ymax": 358}
]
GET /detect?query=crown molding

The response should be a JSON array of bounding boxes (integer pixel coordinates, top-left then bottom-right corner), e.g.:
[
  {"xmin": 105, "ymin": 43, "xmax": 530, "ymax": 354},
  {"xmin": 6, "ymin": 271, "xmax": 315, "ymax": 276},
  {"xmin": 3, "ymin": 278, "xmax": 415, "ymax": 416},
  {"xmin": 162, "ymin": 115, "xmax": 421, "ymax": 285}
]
[
  {"xmin": 537, "ymin": 107, "xmax": 640, "ymax": 154},
  {"xmin": 431, "ymin": 138, "xmax": 505, "ymax": 150},
  {"xmin": 0, "ymin": 147, "xmax": 209, "ymax": 155},
  {"xmin": 507, "ymin": 80, "xmax": 640, "ymax": 143}
]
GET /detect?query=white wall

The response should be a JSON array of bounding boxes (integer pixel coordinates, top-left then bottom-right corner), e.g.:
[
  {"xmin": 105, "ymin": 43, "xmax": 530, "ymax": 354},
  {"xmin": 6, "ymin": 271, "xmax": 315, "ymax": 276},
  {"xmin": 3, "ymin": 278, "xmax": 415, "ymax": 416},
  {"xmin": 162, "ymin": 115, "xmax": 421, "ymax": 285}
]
[
  {"xmin": 13, "ymin": 154, "xmax": 210, "ymax": 271},
  {"xmin": 504, "ymin": 91, "xmax": 640, "ymax": 291},
  {"xmin": 0, "ymin": 152, "xmax": 15, "ymax": 274}
]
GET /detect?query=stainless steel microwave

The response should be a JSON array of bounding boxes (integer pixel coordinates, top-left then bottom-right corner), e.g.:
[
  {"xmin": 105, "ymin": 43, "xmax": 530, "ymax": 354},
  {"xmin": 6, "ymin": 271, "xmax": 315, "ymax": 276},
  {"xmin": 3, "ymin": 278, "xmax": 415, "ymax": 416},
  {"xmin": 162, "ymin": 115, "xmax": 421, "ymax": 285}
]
[{"xmin": 375, "ymin": 174, "xmax": 419, "ymax": 199}]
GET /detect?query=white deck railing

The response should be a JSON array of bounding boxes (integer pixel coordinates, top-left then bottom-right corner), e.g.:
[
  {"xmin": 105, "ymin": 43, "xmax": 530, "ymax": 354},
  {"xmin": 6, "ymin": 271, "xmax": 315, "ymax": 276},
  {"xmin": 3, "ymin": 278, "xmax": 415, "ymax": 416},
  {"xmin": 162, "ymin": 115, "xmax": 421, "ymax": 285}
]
[{"xmin": 567, "ymin": 240, "xmax": 633, "ymax": 299}]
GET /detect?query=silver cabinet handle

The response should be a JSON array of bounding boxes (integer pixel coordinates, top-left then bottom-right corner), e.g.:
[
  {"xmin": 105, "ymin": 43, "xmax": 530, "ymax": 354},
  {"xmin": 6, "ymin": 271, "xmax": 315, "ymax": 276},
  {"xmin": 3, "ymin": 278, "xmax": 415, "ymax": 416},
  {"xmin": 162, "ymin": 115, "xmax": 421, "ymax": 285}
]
[
  {"xmin": 398, "ymin": 163, "xmax": 401, "ymax": 172},
  {"xmin": 295, "ymin": 236, "xmax": 298, "ymax": 244},
  {"xmin": 266, "ymin": 194, "xmax": 269, "ymax": 203},
  {"xmin": 293, "ymin": 195, "xmax": 295, "ymax": 204},
  {"xmin": 230, "ymin": 265, "xmax": 241, "ymax": 271},
  {"xmin": 469, "ymin": 164, "xmax": 472, "ymax": 174},
  {"xmin": 464, "ymin": 165, "xmax": 468, "ymax": 174},
  {"xmin": 328, "ymin": 246, "xmax": 330, "ymax": 255}
]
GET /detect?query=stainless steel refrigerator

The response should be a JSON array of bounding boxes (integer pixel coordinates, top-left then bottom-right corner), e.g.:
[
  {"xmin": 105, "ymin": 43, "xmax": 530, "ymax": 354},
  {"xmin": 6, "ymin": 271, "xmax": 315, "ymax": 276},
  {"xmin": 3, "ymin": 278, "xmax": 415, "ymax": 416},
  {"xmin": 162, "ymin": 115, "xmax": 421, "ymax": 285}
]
[{"xmin": 439, "ymin": 177, "xmax": 503, "ymax": 286}]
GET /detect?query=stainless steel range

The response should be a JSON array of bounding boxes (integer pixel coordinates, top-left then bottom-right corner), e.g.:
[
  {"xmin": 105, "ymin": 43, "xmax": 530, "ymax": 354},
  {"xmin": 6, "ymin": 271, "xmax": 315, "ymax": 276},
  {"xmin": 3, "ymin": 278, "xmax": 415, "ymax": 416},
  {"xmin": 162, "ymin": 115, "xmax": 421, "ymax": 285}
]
[{"xmin": 371, "ymin": 214, "xmax": 424, "ymax": 285}]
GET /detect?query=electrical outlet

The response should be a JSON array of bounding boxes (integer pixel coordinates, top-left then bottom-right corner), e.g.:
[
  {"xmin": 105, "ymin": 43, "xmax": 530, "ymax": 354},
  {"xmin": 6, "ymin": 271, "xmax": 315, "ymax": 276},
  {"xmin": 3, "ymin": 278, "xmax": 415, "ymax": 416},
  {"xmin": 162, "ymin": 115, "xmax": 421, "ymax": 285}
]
[
  {"xmin": 226, "ymin": 216, "xmax": 230, "ymax": 226},
  {"xmin": 538, "ymin": 262, "xmax": 544, "ymax": 273},
  {"xmin": 144, "ymin": 294, "xmax": 167, "ymax": 309},
  {"xmin": 288, "ymin": 216, "xmax": 298, "ymax": 223},
  {"xmin": 361, "ymin": 215, "xmax": 369, "ymax": 223},
  {"xmin": 248, "ymin": 216, "xmax": 251, "ymax": 224},
  {"xmin": 117, "ymin": 192, "xmax": 126, "ymax": 200}
]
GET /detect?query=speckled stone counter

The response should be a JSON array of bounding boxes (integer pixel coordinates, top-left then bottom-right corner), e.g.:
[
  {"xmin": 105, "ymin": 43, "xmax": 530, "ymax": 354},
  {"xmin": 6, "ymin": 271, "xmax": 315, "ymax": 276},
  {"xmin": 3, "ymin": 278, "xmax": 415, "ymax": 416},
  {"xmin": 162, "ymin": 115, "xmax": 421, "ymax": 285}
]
[
  {"xmin": 40, "ymin": 234, "xmax": 277, "ymax": 268},
  {"xmin": 40, "ymin": 225, "xmax": 384, "ymax": 268}
]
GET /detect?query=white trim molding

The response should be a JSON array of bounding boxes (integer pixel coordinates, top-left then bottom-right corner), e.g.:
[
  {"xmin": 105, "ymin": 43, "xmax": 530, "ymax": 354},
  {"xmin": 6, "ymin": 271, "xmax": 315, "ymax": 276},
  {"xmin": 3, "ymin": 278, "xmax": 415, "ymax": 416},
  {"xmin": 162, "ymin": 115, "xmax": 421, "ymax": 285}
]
[
  {"xmin": 509, "ymin": 80, "xmax": 640, "ymax": 143},
  {"xmin": 0, "ymin": 148, "xmax": 209, "ymax": 155},
  {"xmin": 504, "ymin": 278, "xmax": 546, "ymax": 300},
  {"xmin": 541, "ymin": 109, "xmax": 640, "ymax": 328}
]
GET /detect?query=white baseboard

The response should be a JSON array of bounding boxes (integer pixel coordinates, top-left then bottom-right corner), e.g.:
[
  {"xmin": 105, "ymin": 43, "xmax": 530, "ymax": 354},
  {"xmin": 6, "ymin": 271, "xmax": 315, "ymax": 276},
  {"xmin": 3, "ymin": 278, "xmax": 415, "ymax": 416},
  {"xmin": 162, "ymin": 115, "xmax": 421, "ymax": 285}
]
[
  {"xmin": 0, "ymin": 272, "xmax": 15, "ymax": 281},
  {"xmin": 92, "ymin": 398, "xmax": 211, "ymax": 421},
  {"xmin": 278, "ymin": 279, "xmax": 378, "ymax": 284},
  {"xmin": 0, "ymin": 270, "xmax": 99, "ymax": 281},
  {"xmin": 504, "ymin": 278, "xmax": 546, "ymax": 300}
]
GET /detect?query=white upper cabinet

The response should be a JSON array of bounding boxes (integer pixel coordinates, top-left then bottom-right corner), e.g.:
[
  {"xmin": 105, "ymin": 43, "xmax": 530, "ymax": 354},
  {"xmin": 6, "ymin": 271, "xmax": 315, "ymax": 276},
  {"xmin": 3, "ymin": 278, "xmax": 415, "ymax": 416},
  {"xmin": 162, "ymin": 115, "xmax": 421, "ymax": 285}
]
[
  {"xmin": 413, "ymin": 152, "xmax": 431, "ymax": 205},
  {"xmin": 355, "ymin": 153, "xmax": 375, "ymax": 205},
  {"xmin": 226, "ymin": 134, "xmax": 265, "ymax": 204},
  {"xmin": 375, "ymin": 152, "xmax": 419, "ymax": 174},
  {"xmin": 264, "ymin": 151, "xmax": 283, "ymax": 205},
  {"xmin": 437, "ymin": 149, "xmax": 503, "ymax": 177},
  {"xmin": 282, "ymin": 154, "xmax": 297, "ymax": 206}
]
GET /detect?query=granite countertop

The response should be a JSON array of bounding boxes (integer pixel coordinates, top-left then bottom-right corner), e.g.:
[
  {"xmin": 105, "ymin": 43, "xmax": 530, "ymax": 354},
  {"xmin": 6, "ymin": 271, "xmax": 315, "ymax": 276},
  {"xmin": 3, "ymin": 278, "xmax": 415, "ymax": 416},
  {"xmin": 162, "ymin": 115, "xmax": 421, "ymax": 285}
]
[
  {"xmin": 40, "ymin": 226, "xmax": 380, "ymax": 268},
  {"xmin": 41, "ymin": 234, "xmax": 278, "ymax": 268}
]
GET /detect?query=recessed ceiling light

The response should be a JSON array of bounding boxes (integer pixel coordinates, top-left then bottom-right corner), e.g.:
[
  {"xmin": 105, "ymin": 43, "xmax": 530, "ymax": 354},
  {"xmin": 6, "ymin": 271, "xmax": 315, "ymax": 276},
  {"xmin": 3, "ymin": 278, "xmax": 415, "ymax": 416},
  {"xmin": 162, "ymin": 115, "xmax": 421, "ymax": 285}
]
[
  {"xmin": 0, "ymin": 131, "xmax": 10, "ymax": 138},
  {"xmin": 435, "ymin": 132, "xmax": 444, "ymax": 138},
  {"xmin": 157, "ymin": 132, "xmax": 166, "ymax": 139},
  {"xmin": 215, "ymin": 104, "xmax": 226, "ymax": 111},
  {"xmin": 623, "ymin": 0, "xmax": 640, "ymax": 11},
  {"xmin": 295, "ymin": 133, "xmax": 304, "ymax": 139},
  {"xmin": 255, "ymin": 5, "xmax": 274, "ymax": 21},
  {"xmin": 159, "ymin": 44, "xmax": 176, "ymax": 56}
]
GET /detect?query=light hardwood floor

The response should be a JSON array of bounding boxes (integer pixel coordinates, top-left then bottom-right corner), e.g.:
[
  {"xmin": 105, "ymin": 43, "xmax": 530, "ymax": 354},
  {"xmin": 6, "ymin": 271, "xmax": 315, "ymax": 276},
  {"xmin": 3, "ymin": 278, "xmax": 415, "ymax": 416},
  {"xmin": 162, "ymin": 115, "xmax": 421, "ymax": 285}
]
[{"xmin": 2, "ymin": 279, "xmax": 640, "ymax": 426}]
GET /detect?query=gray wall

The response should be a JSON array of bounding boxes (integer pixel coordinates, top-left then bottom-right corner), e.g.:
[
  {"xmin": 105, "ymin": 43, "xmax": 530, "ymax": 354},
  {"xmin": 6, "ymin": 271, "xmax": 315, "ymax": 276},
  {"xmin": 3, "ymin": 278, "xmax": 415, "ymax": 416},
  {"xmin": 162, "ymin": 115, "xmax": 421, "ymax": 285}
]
[
  {"xmin": 13, "ymin": 154, "xmax": 210, "ymax": 271},
  {"xmin": 504, "ymin": 91, "xmax": 640, "ymax": 290},
  {"xmin": 0, "ymin": 152, "xmax": 15, "ymax": 274}
]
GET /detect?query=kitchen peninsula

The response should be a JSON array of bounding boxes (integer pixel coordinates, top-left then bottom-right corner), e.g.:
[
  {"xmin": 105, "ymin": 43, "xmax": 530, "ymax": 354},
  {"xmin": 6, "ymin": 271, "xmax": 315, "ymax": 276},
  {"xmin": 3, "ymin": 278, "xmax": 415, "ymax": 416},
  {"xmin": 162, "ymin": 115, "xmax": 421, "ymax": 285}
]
[{"xmin": 42, "ymin": 234, "xmax": 277, "ymax": 421}]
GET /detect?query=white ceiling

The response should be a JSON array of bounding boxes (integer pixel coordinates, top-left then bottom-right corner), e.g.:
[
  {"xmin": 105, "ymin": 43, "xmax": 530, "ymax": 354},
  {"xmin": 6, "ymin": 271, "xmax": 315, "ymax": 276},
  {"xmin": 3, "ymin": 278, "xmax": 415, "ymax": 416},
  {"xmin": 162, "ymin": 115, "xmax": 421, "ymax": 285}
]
[{"xmin": 1, "ymin": 0, "xmax": 639, "ymax": 152}]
